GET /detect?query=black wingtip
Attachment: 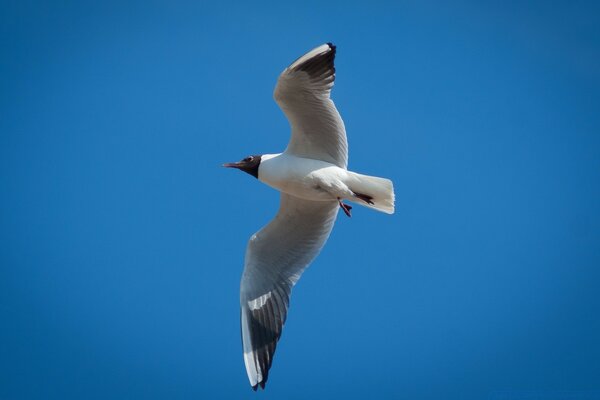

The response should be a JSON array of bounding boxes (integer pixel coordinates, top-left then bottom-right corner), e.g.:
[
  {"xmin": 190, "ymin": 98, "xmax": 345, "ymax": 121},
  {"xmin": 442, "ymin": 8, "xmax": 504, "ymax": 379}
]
[
  {"xmin": 292, "ymin": 43, "xmax": 337, "ymax": 78},
  {"xmin": 250, "ymin": 380, "xmax": 267, "ymax": 391}
]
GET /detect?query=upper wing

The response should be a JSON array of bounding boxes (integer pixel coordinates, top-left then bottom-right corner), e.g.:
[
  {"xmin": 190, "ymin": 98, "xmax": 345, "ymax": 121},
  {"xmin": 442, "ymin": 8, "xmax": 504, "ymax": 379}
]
[
  {"xmin": 240, "ymin": 193, "xmax": 339, "ymax": 389},
  {"xmin": 274, "ymin": 43, "xmax": 348, "ymax": 169}
]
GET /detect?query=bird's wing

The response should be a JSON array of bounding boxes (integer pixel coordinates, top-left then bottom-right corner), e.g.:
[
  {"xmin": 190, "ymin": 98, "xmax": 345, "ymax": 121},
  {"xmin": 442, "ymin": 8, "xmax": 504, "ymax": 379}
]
[
  {"xmin": 274, "ymin": 43, "xmax": 348, "ymax": 169},
  {"xmin": 240, "ymin": 193, "xmax": 339, "ymax": 389}
]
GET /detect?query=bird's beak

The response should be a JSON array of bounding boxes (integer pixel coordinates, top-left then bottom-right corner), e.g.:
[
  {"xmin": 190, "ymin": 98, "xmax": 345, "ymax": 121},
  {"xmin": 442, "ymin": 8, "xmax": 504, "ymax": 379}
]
[{"xmin": 223, "ymin": 162, "xmax": 241, "ymax": 169}]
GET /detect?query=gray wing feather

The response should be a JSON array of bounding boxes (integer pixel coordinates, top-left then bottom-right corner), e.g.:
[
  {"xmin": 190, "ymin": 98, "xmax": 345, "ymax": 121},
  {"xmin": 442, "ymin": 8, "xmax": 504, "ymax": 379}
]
[
  {"xmin": 274, "ymin": 43, "xmax": 348, "ymax": 169},
  {"xmin": 240, "ymin": 193, "xmax": 338, "ymax": 389}
]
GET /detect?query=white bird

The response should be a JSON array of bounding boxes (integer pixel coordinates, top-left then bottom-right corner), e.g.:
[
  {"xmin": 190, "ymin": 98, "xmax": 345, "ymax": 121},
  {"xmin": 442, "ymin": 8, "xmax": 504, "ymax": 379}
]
[{"xmin": 224, "ymin": 43, "xmax": 395, "ymax": 390}]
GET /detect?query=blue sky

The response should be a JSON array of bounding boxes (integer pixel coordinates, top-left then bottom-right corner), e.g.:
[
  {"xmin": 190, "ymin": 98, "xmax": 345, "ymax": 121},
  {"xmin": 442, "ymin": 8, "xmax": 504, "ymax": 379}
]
[{"xmin": 2, "ymin": 1, "xmax": 600, "ymax": 399}]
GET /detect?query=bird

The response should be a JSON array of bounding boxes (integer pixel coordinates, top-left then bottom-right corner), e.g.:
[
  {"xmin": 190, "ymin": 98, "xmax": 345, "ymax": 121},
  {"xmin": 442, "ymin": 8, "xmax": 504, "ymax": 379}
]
[{"xmin": 224, "ymin": 43, "xmax": 395, "ymax": 390}]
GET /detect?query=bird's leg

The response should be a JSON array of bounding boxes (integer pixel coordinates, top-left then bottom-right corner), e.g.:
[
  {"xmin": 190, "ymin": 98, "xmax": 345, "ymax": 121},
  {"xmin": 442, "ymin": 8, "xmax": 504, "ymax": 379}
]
[
  {"xmin": 338, "ymin": 198, "xmax": 352, "ymax": 217},
  {"xmin": 353, "ymin": 191, "xmax": 374, "ymax": 205}
]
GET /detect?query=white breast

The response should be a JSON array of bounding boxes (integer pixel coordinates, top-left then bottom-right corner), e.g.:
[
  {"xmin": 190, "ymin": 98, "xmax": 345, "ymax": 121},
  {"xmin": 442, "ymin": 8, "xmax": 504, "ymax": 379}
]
[{"xmin": 258, "ymin": 153, "xmax": 350, "ymax": 201}]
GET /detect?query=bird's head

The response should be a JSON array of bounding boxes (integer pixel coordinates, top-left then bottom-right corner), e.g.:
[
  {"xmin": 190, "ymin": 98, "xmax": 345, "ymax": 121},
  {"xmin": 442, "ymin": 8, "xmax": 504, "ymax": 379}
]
[{"xmin": 223, "ymin": 155, "xmax": 262, "ymax": 179}]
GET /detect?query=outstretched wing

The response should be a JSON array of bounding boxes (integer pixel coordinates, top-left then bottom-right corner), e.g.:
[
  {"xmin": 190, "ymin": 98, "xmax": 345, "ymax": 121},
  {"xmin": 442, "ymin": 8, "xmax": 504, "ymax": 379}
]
[
  {"xmin": 274, "ymin": 43, "xmax": 348, "ymax": 169},
  {"xmin": 240, "ymin": 193, "xmax": 339, "ymax": 389}
]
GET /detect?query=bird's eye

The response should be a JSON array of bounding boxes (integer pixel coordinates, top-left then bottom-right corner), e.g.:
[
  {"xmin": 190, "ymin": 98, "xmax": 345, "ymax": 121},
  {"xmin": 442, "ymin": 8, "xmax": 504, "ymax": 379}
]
[{"xmin": 244, "ymin": 156, "xmax": 254, "ymax": 162}]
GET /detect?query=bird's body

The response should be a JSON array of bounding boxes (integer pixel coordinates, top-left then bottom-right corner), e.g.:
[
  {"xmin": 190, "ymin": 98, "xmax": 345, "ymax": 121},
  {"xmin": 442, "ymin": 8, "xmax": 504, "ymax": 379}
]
[
  {"xmin": 259, "ymin": 153, "xmax": 341, "ymax": 201},
  {"xmin": 260, "ymin": 152, "xmax": 394, "ymax": 212},
  {"xmin": 224, "ymin": 43, "xmax": 395, "ymax": 390}
]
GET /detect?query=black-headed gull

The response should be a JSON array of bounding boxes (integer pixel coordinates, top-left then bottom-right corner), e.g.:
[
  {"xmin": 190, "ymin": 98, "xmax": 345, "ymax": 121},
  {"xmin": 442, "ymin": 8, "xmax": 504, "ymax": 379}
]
[{"xmin": 224, "ymin": 43, "xmax": 395, "ymax": 390}]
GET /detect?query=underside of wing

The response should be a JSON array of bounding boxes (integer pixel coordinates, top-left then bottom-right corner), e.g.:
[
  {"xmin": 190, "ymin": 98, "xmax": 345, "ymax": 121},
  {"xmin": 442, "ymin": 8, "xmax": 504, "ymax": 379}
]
[
  {"xmin": 240, "ymin": 193, "xmax": 339, "ymax": 389},
  {"xmin": 274, "ymin": 43, "xmax": 348, "ymax": 169}
]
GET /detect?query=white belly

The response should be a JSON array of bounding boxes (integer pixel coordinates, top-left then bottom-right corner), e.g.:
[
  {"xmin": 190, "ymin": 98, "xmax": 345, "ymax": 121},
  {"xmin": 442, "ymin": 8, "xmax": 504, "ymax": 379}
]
[{"xmin": 257, "ymin": 153, "xmax": 352, "ymax": 201}]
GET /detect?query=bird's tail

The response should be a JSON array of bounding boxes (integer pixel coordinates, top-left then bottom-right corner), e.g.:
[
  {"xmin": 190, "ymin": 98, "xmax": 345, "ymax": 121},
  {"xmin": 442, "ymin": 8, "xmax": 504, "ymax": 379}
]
[{"xmin": 346, "ymin": 172, "xmax": 395, "ymax": 214}]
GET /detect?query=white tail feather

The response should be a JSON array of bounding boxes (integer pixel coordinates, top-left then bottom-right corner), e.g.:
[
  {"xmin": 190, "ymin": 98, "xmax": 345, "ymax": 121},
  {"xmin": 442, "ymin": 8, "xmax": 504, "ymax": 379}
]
[{"xmin": 347, "ymin": 172, "xmax": 395, "ymax": 214}]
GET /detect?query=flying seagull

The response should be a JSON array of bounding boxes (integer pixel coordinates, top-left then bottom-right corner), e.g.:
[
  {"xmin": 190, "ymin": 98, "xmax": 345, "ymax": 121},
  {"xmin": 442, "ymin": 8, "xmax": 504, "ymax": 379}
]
[{"xmin": 224, "ymin": 43, "xmax": 395, "ymax": 390}]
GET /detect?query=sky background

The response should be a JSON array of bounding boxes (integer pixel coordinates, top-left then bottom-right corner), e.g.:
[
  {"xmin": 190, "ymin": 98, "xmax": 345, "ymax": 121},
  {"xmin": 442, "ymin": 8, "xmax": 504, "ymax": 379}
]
[{"xmin": 2, "ymin": 1, "xmax": 600, "ymax": 399}]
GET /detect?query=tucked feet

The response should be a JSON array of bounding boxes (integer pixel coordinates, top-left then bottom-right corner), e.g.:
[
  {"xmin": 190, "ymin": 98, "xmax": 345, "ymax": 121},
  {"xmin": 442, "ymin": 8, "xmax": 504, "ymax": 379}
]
[
  {"xmin": 338, "ymin": 199, "xmax": 352, "ymax": 217},
  {"xmin": 353, "ymin": 191, "xmax": 374, "ymax": 205}
]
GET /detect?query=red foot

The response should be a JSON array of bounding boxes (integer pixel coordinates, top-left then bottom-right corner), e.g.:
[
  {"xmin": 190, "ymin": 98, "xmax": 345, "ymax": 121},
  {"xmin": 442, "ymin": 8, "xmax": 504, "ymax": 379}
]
[
  {"xmin": 353, "ymin": 191, "xmax": 374, "ymax": 205},
  {"xmin": 338, "ymin": 200, "xmax": 352, "ymax": 217}
]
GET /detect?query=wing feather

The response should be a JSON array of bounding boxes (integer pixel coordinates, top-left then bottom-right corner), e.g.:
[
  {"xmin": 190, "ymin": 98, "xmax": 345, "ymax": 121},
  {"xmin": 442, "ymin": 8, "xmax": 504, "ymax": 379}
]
[
  {"xmin": 274, "ymin": 43, "xmax": 348, "ymax": 168},
  {"xmin": 240, "ymin": 193, "xmax": 338, "ymax": 389}
]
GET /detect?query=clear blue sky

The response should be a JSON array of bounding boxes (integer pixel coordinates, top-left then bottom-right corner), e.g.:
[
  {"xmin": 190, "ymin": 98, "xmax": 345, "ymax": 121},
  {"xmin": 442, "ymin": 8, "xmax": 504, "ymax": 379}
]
[{"xmin": 2, "ymin": 1, "xmax": 599, "ymax": 399}]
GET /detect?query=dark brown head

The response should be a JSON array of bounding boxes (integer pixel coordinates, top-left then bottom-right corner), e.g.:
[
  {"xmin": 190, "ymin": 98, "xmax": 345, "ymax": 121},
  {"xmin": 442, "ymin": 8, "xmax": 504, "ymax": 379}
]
[{"xmin": 223, "ymin": 155, "xmax": 262, "ymax": 179}]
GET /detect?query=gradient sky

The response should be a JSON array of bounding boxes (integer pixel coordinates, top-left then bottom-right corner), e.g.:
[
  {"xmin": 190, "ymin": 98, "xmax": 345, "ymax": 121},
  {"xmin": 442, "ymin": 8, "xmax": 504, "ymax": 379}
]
[{"xmin": 2, "ymin": 1, "xmax": 600, "ymax": 399}]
